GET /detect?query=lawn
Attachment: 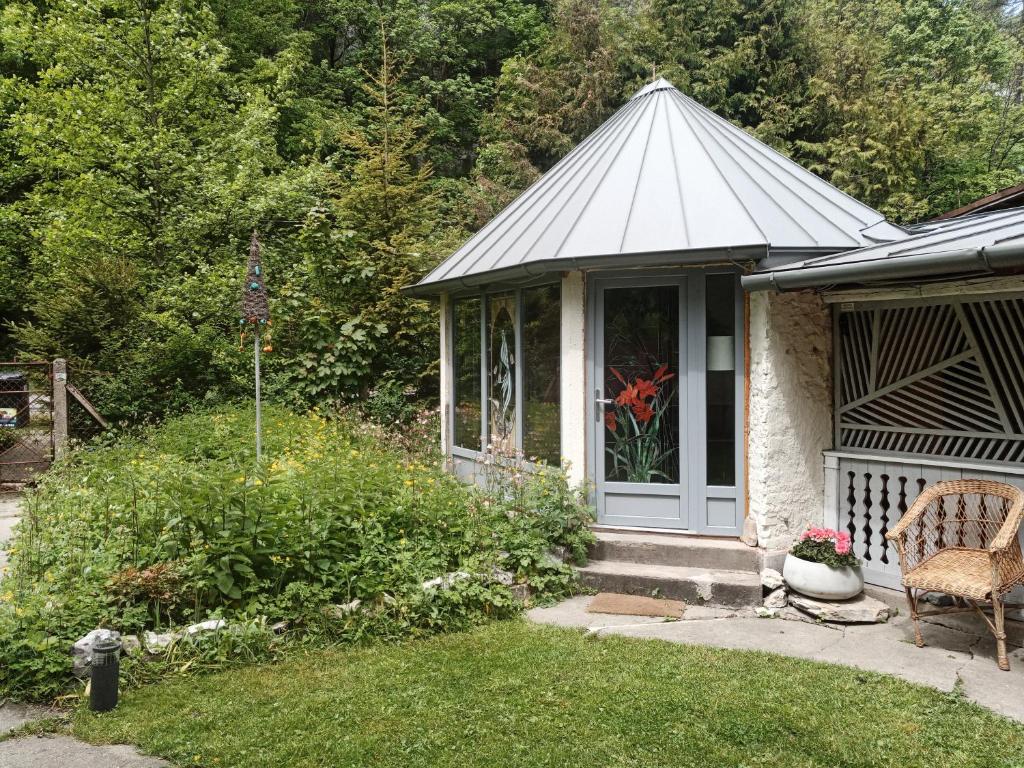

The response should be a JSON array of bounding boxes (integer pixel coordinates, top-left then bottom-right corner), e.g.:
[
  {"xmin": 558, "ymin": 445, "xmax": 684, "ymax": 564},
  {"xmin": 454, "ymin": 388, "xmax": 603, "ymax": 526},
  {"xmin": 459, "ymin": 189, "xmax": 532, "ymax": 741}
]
[{"xmin": 75, "ymin": 622, "xmax": 1024, "ymax": 768}]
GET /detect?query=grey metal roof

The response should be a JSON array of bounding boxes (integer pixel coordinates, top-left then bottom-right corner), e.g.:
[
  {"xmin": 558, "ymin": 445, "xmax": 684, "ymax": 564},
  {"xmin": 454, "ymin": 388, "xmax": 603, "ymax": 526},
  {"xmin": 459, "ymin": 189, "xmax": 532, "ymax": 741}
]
[
  {"xmin": 742, "ymin": 207, "xmax": 1024, "ymax": 291},
  {"xmin": 411, "ymin": 78, "xmax": 904, "ymax": 294}
]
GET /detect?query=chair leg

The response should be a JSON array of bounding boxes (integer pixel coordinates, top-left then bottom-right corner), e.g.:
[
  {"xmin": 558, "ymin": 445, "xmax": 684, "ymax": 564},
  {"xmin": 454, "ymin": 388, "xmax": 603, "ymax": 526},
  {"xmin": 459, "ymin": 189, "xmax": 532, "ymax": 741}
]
[
  {"xmin": 905, "ymin": 587, "xmax": 924, "ymax": 648},
  {"xmin": 993, "ymin": 594, "xmax": 1009, "ymax": 672}
]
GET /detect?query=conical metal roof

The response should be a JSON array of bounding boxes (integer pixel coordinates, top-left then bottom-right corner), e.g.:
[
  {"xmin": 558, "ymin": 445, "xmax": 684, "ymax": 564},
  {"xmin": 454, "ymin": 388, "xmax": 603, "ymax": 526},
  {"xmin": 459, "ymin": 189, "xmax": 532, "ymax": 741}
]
[{"xmin": 412, "ymin": 78, "xmax": 904, "ymax": 294}]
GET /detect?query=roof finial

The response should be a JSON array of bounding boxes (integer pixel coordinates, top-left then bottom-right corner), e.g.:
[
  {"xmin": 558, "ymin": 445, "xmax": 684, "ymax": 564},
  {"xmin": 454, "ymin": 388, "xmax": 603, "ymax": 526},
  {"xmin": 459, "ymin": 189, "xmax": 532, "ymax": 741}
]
[{"xmin": 652, "ymin": 63, "xmax": 657, "ymax": 81}]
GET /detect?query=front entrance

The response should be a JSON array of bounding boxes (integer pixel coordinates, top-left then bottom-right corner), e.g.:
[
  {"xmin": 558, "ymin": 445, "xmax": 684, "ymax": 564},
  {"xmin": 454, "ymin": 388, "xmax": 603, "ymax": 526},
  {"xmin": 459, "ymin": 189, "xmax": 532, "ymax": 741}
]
[{"xmin": 589, "ymin": 271, "xmax": 744, "ymax": 535}]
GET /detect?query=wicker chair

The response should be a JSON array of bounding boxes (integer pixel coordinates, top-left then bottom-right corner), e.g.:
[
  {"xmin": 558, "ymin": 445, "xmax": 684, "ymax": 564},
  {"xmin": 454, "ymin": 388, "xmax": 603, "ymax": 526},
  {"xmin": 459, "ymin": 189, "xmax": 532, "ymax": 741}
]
[{"xmin": 885, "ymin": 479, "xmax": 1024, "ymax": 671}]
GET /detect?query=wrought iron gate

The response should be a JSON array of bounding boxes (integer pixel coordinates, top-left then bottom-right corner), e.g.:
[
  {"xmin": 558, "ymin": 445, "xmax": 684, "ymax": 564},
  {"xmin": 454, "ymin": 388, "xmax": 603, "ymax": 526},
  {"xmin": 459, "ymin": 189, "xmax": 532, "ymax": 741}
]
[{"xmin": 0, "ymin": 362, "xmax": 53, "ymax": 484}]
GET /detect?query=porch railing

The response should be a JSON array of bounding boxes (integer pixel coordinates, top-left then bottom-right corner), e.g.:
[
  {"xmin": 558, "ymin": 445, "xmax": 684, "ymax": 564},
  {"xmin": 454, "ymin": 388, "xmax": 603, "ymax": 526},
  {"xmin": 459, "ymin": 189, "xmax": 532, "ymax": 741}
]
[{"xmin": 823, "ymin": 450, "xmax": 1024, "ymax": 602}]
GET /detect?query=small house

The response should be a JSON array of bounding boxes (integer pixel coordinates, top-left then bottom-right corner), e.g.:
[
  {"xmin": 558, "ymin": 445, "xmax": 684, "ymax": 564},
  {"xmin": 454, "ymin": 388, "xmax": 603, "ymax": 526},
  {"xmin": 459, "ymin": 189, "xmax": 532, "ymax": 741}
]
[{"xmin": 407, "ymin": 79, "xmax": 1024, "ymax": 597}]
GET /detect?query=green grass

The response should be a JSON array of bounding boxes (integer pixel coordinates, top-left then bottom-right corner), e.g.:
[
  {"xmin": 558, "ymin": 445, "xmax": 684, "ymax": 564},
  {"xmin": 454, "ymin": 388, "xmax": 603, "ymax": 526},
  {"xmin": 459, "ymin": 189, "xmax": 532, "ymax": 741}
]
[{"xmin": 74, "ymin": 622, "xmax": 1024, "ymax": 768}]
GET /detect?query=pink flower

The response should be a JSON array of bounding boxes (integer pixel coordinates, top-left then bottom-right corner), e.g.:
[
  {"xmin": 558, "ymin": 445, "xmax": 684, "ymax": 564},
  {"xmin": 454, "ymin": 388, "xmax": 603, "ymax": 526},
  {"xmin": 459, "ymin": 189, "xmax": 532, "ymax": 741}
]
[{"xmin": 835, "ymin": 540, "xmax": 851, "ymax": 555}]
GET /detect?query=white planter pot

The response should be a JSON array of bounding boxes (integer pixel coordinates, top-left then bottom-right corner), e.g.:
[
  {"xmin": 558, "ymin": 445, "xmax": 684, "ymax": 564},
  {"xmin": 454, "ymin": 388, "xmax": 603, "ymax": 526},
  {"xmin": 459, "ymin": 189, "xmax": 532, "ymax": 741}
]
[{"xmin": 783, "ymin": 554, "xmax": 863, "ymax": 600}]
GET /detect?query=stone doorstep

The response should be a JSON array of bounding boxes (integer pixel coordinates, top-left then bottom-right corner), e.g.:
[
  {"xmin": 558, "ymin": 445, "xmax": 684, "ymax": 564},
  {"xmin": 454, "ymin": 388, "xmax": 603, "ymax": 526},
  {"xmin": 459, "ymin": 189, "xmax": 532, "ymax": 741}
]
[
  {"xmin": 588, "ymin": 531, "xmax": 761, "ymax": 573},
  {"xmin": 788, "ymin": 592, "xmax": 892, "ymax": 624},
  {"xmin": 576, "ymin": 560, "xmax": 762, "ymax": 609}
]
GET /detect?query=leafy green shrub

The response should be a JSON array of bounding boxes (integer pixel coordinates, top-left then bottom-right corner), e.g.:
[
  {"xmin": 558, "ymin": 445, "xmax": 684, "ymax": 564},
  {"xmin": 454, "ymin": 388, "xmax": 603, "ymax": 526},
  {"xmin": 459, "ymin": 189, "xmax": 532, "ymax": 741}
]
[
  {"xmin": 362, "ymin": 379, "xmax": 420, "ymax": 426},
  {"xmin": 0, "ymin": 404, "xmax": 593, "ymax": 699}
]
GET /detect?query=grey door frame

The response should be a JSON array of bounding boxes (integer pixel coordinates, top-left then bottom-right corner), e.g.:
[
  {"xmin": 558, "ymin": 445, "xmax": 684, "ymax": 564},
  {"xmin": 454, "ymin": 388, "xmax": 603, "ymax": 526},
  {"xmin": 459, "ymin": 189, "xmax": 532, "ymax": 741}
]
[{"xmin": 586, "ymin": 267, "xmax": 745, "ymax": 535}]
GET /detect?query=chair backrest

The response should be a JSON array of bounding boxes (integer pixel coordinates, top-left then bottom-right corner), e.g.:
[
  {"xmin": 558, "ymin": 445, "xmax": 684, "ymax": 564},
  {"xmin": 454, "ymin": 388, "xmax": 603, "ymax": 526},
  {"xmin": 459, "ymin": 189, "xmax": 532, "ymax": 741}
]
[{"xmin": 911, "ymin": 479, "xmax": 1023, "ymax": 554}]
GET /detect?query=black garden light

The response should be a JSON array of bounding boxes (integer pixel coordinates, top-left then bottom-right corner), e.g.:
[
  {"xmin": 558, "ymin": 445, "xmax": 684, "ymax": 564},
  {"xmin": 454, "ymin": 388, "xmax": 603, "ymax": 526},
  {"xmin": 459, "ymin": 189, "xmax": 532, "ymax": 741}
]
[{"xmin": 89, "ymin": 637, "xmax": 122, "ymax": 712}]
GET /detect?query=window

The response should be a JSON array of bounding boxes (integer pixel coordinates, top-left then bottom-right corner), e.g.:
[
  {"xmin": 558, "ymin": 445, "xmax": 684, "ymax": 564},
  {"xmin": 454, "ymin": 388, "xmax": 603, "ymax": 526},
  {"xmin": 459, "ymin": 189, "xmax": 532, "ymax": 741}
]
[
  {"xmin": 705, "ymin": 274, "xmax": 736, "ymax": 486},
  {"xmin": 452, "ymin": 298, "xmax": 481, "ymax": 451},
  {"xmin": 450, "ymin": 285, "xmax": 561, "ymax": 463},
  {"xmin": 487, "ymin": 294, "xmax": 517, "ymax": 453},
  {"xmin": 522, "ymin": 285, "xmax": 561, "ymax": 465}
]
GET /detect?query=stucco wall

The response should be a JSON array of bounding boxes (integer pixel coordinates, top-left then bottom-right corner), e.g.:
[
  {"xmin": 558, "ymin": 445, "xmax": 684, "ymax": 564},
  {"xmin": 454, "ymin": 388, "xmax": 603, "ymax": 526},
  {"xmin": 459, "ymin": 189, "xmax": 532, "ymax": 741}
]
[{"xmin": 748, "ymin": 290, "xmax": 833, "ymax": 550}]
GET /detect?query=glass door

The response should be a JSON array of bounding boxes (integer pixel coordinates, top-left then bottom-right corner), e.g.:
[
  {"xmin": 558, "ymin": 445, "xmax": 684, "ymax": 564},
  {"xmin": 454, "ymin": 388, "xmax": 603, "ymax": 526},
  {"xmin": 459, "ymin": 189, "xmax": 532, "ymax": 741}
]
[{"xmin": 595, "ymin": 278, "xmax": 688, "ymax": 529}]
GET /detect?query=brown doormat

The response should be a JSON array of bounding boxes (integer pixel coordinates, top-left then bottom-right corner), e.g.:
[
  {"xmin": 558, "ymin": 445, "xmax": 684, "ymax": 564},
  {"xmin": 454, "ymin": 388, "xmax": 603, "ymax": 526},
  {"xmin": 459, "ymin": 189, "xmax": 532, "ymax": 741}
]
[{"xmin": 586, "ymin": 593, "xmax": 685, "ymax": 618}]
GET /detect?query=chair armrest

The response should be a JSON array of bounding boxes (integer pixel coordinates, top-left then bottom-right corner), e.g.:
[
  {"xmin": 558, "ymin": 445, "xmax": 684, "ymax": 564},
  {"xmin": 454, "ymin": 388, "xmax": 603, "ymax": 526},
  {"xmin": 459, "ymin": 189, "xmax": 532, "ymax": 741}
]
[
  {"xmin": 885, "ymin": 484, "xmax": 943, "ymax": 543},
  {"xmin": 990, "ymin": 494, "xmax": 1024, "ymax": 552}
]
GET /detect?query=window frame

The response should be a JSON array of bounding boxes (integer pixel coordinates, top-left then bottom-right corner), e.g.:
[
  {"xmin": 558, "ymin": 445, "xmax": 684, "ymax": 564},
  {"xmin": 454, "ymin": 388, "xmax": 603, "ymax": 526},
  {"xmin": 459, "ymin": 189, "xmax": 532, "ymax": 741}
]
[{"xmin": 448, "ymin": 282, "xmax": 561, "ymax": 464}]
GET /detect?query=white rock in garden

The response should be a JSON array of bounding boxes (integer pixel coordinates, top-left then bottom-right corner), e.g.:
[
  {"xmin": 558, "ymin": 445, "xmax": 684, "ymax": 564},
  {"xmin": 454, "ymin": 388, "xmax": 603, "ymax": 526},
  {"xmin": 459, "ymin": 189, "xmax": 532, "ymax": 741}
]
[
  {"xmin": 490, "ymin": 567, "xmax": 515, "ymax": 586},
  {"xmin": 760, "ymin": 568, "xmax": 784, "ymax": 590},
  {"xmin": 143, "ymin": 630, "xmax": 178, "ymax": 653},
  {"xmin": 763, "ymin": 588, "xmax": 787, "ymax": 610},
  {"xmin": 546, "ymin": 546, "xmax": 570, "ymax": 563},
  {"xmin": 323, "ymin": 598, "xmax": 362, "ymax": 619},
  {"xmin": 185, "ymin": 619, "xmax": 226, "ymax": 636},
  {"xmin": 270, "ymin": 620, "xmax": 289, "ymax": 634},
  {"xmin": 755, "ymin": 606, "xmax": 778, "ymax": 618},
  {"xmin": 421, "ymin": 571, "xmax": 471, "ymax": 590},
  {"xmin": 121, "ymin": 635, "xmax": 141, "ymax": 656},
  {"xmin": 509, "ymin": 584, "xmax": 531, "ymax": 602},
  {"xmin": 789, "ymin": 593, "xmax": 891, "ymax": 624},
  {"xmin": 72, "ymin": 629, "xmax": 121, "ymax": 676}
]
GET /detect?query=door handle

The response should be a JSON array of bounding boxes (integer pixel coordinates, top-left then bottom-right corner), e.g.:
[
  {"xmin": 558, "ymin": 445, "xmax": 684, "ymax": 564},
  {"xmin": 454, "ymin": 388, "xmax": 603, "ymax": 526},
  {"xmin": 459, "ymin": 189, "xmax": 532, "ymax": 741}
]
[{"xmin": 595, "ymin": 389, "xmax": 613, "ymax": 405}]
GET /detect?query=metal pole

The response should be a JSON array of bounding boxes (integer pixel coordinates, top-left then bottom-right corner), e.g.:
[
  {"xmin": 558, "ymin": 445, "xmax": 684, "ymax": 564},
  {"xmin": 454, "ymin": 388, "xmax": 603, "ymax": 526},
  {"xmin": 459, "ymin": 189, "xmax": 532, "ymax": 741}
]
[{"xmin": 254, "ymin": 331, "xmax": 262, "ymax": 461}]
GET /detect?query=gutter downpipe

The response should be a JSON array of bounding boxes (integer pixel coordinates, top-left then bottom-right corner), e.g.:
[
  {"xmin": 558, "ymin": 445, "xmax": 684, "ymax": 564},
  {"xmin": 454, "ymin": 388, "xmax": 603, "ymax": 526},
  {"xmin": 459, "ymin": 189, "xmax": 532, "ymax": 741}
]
[{"xmin": 740, "ymin": 242, "xmax": 1024, "ymax": 292}]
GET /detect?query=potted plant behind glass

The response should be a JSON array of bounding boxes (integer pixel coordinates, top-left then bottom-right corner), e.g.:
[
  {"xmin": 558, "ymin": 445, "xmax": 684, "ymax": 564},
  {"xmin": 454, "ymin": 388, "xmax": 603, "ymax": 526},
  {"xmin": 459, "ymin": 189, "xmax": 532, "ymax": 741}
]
[{"xmin": 783, "ymin": 527, "xmax": 863, "ymax": 600}]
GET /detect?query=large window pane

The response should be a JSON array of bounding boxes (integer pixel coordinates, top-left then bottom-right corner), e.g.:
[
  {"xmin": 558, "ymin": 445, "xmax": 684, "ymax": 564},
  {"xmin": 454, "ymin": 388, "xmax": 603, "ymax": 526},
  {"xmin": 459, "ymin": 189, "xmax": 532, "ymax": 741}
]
[
  {"xmin": 453, "ymin": 298, "xmax": 481, "ymax": 450},
  {"xmin": 487, "ymin": 294, "xmax": 517, "ymax": 454},
  {"xmin": 522, "ymin": 284, "xmax": 560, "ymax": 465},
  {"xmin": 603, "ymin": 285, "xmax": 680, "ymax": 483},
  {"xmin": 706, "ymin": 274, "xmax": 736, "ymax": 486}
]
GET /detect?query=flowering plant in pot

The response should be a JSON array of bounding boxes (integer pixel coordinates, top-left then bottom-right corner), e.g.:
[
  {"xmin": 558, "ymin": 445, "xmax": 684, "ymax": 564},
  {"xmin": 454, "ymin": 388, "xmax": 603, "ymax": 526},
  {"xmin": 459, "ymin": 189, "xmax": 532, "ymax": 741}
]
[{"xmin": 783, "ymin": 527, "xmax": 863, "ymax": 600}]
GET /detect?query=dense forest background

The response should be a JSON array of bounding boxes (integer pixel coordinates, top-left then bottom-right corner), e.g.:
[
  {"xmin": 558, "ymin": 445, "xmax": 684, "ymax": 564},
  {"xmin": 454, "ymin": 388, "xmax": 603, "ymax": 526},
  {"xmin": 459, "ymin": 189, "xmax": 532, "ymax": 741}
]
[{"xmin": 2, "ymin": 0, "xmax": 1024, "ymax": 422}]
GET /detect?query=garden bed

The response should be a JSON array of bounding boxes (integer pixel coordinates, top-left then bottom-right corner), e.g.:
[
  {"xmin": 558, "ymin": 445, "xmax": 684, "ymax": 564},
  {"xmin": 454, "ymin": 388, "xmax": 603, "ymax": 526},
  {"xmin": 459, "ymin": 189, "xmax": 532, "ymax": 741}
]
[{"xmin": 0, "ymin": 405, "xmax": 592, "ymax": 699}]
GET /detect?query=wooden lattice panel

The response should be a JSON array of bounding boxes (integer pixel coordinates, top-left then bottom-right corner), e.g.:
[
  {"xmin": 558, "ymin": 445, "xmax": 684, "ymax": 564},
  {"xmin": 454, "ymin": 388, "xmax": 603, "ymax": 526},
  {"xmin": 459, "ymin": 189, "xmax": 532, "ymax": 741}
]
[{"xmin": 837, "ymin": 296, "xmax": 1024, "ymax": 464}]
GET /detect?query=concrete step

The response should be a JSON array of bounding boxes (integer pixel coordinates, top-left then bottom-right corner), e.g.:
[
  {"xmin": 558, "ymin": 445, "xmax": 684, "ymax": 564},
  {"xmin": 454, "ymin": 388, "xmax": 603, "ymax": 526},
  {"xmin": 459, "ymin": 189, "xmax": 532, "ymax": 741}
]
[
  {"xmin": 589, "ymin": 531, "xmax": 761, "ymax": 573},
  {"xmin": 576, "ymin": 559, "xmax": 762, "ymax": 608}
]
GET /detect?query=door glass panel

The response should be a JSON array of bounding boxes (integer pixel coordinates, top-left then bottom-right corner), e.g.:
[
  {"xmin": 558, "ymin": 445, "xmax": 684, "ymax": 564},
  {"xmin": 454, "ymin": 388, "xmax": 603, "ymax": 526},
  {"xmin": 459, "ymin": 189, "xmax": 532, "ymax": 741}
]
[
  {"xmin": 603, "ymin": 286, "xmax": 679, "ymax": 483},
  {"xmin": 706, "ymin": 274, "xmax": 736, "ymax": 486},
  {"xmin": 487, "ymin": 293, "xmax": 516, "ymax": 454}
]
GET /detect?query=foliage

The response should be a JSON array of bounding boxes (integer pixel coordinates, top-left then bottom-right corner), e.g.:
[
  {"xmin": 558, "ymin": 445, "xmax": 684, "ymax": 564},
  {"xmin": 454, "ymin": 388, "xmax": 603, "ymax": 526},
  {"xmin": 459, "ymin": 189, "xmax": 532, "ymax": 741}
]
[
  {"xmin": 74, "ymin": 622, "xmax": 1024, "ymax": 767},
  {"xmin": 789, "ymin": 527, "xmax": 859, "ymax": 569},
  {"xmin": 3, "ymin": 0, "xmax": 1024, "ymax": 420},
  {"xmin": 0, "ymin": 404, "xmax": 593, "ymax": 699}
]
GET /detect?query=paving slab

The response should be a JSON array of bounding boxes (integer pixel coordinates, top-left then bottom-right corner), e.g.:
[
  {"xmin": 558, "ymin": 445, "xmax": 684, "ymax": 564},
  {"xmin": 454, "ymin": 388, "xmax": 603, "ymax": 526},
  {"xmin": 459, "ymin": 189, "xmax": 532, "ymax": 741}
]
[
  {"xmin": 0, "ymin": 701, "xmax": 50, "ymax": 736},
  {"xmin": 528, "ymin": 593, "xmax": 1024, "ymax": 721},
  {"xmin": 0, "ymin": 735, "xmax": 168, "ymax": 768}
]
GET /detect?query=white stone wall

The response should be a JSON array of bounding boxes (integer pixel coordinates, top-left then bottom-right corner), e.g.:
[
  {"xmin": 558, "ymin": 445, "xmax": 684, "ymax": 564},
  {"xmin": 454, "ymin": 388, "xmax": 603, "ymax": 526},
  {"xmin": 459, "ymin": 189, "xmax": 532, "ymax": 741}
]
[
  {"xmin": 560, "ymin": 271, "xmax": 587, "ymax": 487},
  {"xmin": 747, "ymin": 290, "xmax": 833, "ymax": 551}
]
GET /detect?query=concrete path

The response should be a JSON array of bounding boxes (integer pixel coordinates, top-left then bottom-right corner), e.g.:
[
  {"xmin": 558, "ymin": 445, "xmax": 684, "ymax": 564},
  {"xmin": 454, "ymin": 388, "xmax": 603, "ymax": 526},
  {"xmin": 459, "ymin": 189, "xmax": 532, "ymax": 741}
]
[
  {"xmin": 0, "ymin": 491, "xmax": 21, "ymax": 572},
  {"xmin": 0, "ymin": 735, "xmax": 168, "ymax": 768},
  {"xmin": 528, "ymin": 588, "xmax": 1024, "ymax": 723},
  {"xmin": 0, "ymin": 701, "xmax": 169, "ymax": 768}
]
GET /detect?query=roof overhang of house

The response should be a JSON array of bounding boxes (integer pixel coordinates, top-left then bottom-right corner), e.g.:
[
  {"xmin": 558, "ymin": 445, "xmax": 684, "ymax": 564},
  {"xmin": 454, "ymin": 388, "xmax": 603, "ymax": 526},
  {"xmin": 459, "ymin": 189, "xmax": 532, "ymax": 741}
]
[
  {"xmin": 742, "ymin": 208, "xmax": 1024, "ymax": 293},
  {"xmin": 404, "ymin": 243, "xmax": 770, "ymax": 297}
]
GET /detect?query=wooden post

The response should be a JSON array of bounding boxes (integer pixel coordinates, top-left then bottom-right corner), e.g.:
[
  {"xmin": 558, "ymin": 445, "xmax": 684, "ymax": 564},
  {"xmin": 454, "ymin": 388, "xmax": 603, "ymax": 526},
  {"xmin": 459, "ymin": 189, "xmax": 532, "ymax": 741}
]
[{"xmin": 52, "ymin": 358, "xmax": 68, "ymax": 460}]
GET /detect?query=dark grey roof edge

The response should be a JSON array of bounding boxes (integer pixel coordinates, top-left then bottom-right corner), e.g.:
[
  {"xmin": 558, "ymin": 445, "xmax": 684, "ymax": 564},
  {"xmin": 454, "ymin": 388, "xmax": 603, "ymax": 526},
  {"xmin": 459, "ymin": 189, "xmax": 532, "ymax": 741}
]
[
  {"xmin": 404, "ymin": 244, "xmax": 769, "ymax": 297},
  {"xmin": 741, "ymin": 241, "xmax": 1024, "ymax": 292}
]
